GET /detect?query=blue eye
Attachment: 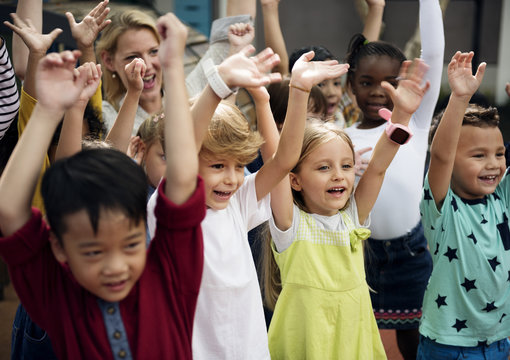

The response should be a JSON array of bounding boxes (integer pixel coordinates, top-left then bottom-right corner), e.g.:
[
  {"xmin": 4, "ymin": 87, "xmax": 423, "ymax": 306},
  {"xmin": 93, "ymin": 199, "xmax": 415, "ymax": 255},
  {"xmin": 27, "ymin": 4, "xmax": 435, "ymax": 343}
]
[{"xmin": 318, "ymin": 165, "xmax": 329, "ymax": 171}]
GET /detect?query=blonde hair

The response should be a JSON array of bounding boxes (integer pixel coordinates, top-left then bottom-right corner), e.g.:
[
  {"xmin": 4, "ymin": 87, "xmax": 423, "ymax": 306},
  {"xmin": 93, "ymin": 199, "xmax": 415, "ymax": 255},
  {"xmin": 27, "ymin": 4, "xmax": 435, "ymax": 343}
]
[
  {"xmin": 260, "ymin": 119, "xmax": 355, "ymax": 310},
  {"xmin": 200, "ymin": 101, "xmax": 263, "ymax": 165},
  {"xmin": 96, "ymin": 10, "xmax": 159, "ymax": 110},
  {"xmin": 136, "ymin": 112, "xmax": 165, "ymax": 150}
]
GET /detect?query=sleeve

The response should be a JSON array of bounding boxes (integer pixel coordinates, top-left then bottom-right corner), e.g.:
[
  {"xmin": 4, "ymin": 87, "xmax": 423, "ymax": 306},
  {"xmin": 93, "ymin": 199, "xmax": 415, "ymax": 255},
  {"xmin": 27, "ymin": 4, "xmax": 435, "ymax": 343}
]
[
  {"xmin": 235, "ymin": 172, "xmax": 271, "ymax": 231},
  {"xmin": 149, "ymin": 177, "xmax": 206, "ymax": 293},
  {"xmin": 347, "ymin": 195, "xmax": 370, "ymax": 228},
  {"xmin": 412, "ymin": 0, "xmax": 445, "ymax": 130},
  {"xmin": 101, "ymin": 99, "xmax": 118, "ymax": 134},
  {"xmin": 0, "ymin": 208, "xmax": 65, "ymax": 327},
  {"xmin": 17, "ymin": 87, "xmax": 49, "ymax": 212},
  {"xmin": 269, "ymin": 203, "xmax": 300, "ymax": 253},
  {"xmin": 0, "ymin": 38, "xmax": 20, "ymax": 141},
  {"xmin": 185, "ymin": 15, "xmax": 252, "ymax": 98}
]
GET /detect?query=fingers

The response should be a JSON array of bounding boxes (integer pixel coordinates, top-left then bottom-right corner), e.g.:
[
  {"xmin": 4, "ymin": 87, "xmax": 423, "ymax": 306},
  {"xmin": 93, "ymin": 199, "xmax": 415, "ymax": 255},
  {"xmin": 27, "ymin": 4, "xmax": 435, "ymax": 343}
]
[
  {"xmin": 48, "ymin": 28, "xmax": 63, "ymax": 42},
  {"xmin": 65, "ymin": 12, "xmax": 77, "ymax": 27},
  {"xmin": 474, "ymin": 62, "xmax": 486, "ymax": 83},
  {"xmin": 355, "ymin": 146, "xmax": 373, "ymax": 156},
  {"xmin": 299, "ymin": 50, "xmax": 315, "ymax": 63},
  {"xmin": 240, "ymin": 44, "xmax": 256, "ymax": 57}
]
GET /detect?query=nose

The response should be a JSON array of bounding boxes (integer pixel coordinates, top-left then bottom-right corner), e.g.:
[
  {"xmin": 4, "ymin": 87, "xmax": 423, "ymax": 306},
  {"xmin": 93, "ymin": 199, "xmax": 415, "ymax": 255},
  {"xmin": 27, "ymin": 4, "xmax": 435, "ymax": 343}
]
[
  {"xmin": 223, "ymin": 167, "xmax": 237, "ymax": 185},
  {"xmin": 369, "ymin": 82, "xmax": 386, "ymax": 97},
  {"xmin": 331, "ymin": 166, "xmax": 344, "ymax": 181},
  {"xmin": 102, "ymin": 253, "xmax": 128, "ymax": 277},
  {"xmin": 323, "ymin": 81, "xmax": 335, "ymax": 97}
]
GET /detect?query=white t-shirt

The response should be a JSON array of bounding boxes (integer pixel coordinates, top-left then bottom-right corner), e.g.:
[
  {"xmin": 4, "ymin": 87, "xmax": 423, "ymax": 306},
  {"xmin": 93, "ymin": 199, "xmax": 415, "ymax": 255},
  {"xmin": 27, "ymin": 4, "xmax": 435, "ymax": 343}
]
[{"xmin": 148, "ymin": 173, "xmax": 271, "ymax": 359}]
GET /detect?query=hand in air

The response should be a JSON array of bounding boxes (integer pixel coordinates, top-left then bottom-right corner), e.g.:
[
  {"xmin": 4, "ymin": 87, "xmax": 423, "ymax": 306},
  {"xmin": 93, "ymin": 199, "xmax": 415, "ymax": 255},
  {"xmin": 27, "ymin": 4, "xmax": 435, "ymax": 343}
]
[
  {"xmin": 447, "ymin": 51, "xmax": 486, "ymax": 101},
  {"xmin": 290, "ymin": 51, "xmax": 349, "ymax": 92},
  {"xmin": 66, "ymin": 0, "xmax": 111, "ymax": 48},
  {"xmin": 4, "ymin": 13, "xmax": 62, "ymax": 54}
]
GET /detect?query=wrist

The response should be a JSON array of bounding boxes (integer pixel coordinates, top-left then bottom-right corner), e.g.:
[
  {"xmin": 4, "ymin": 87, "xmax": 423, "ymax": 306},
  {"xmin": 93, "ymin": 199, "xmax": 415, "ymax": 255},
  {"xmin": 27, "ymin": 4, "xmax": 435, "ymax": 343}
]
[{"xmin": 204, "ymin": 59, "xmax": 238, "ymax": 99}]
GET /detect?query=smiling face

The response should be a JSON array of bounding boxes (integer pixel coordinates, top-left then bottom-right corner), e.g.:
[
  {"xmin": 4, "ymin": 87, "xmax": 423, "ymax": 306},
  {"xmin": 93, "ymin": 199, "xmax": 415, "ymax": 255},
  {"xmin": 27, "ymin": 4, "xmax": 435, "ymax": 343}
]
[
  {"xmin": 317, "ymin": 77, "xmax": 343, "ymax": 116},
  {"xmin": 451, "ymin": 125, "xmax": 506, "ymax": 199},
  {"xmin": 291, "ymin": 137, "xmax": 355, "ymax": 216},
  {"xmin": 350, "ymin": 55, "xmax": 401, "ymax": 123},
  {"xmin": 51, "ymin": 209, "xmax": 147, "ymax": 302},
  {"xmin": 199, "ymin": 152, "xmax": 245, "ymax": 210},
  {"xmin": 103, "ymin": 28, "xmax": 162, "ymax": 108}
]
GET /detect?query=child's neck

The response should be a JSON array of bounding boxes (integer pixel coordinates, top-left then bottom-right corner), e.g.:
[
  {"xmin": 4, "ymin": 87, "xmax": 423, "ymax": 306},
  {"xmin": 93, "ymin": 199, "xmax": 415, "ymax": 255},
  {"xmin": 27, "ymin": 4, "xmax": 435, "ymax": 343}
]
[{"xmin": 357, "ymin": 115, "xmax": 386, "ymax": 129}]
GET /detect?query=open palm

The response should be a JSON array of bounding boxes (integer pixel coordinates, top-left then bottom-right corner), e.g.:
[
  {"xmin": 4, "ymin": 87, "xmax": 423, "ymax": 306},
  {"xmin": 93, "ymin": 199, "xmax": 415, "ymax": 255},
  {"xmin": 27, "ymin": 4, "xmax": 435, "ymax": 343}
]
[{"xmin": 448, "ymin": 51, "xmax": 486, "ymax": 99}]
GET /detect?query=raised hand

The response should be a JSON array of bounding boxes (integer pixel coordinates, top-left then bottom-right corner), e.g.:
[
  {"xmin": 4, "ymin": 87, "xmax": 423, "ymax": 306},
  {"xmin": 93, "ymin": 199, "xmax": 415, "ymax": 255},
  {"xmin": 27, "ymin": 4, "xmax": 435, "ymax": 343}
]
[
  {"xmin": 381, "ymin": 58, "xmax": 430, "ymax": 119},
  {"xmin": 66, "ymin": 0, "xmax": 111, "ymax": 49},
  {"xmin": 35, "ymin": 51, "xmax": 89, "ymax": 112},
  {"xmin": 447, "ymin": 51, "xmax": 485, "ymax": 101},
  {"xmin": 290, "ymin": 50, "xmax": 349, "ymax": 91},
  {"xmin": 157, "ymin": 12, "xmax": 188, "ymax": 68},
  {"xmin": 228, "ymin": 23, "xmax": 255, "ymax": 55},
  {"xmin": 218, "ymin": 45, "xmax": 282, "ymax": 89},
  {"xmin": 75, "ymin": 62, "xmax": 102, "ymax": 103},
  {"xmin": 365, "ymin": 0, "xmax": 385, "ymax": 7},
  {"xmin": 123, "ymin": 58, "xmax": 146, "ymax": 93},
  {"xmin": 354, "ymin": 146, "xmax": 373, "ymax": 176},
  {"xmin": 4, "ymin": 13, "xmax": 62, "ymax": 54}
]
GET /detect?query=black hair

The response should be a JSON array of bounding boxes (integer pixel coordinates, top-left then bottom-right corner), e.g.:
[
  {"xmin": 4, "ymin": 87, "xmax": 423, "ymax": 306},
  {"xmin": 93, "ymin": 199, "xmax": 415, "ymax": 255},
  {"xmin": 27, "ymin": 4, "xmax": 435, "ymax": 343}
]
[
  {"xmin": 42, "ymin": 148, "xmax": 148, "ymax": 241},
  {"xmin": 345, "ymin": 33, "xmax": 406, "ymax": 84},
  {"xmin": 84, "ymin": 103, "xmax": 107, "ymax": 140},
  {"xmin": 289, "ymin": 45, "xmax": 336, "ymax": 73}
]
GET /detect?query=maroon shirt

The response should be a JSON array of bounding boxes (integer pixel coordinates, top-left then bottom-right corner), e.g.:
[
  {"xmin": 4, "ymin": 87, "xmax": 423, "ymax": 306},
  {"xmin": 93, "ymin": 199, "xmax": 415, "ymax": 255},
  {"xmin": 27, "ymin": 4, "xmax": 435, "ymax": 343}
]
[{"xmin": 0, "ymin": 178, "xmax": 205, "ymax": 359}]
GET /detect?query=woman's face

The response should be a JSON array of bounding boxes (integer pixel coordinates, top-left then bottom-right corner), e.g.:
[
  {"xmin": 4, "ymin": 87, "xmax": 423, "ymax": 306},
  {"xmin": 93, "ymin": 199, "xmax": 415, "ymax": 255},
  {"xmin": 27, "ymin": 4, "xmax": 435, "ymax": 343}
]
[{"xmin": 105, "ymin": 28, "xmax": 162, "ymax": 106}]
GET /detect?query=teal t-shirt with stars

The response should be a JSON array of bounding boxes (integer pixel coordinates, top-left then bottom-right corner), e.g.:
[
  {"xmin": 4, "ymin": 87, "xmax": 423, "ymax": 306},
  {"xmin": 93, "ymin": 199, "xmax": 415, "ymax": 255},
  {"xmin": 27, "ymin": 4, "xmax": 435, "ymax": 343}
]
[{"xmin": 419, "ymin": 172, "xmax": 510, "ymax": 346}]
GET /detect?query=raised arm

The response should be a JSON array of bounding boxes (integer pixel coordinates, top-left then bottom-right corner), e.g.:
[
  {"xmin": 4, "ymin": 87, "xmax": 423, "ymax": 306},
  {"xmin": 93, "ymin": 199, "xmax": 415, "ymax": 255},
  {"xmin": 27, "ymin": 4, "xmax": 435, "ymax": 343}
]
[
  {"xmin": 355, "ymin": 58, "xmax": 430, "ymax": 223},
  {"xmin": 260, "ymin": 0, "xmax": 289, "ymax": 76},
  {"xmin": 55, "ymin": 62, "xmax": 102, "ymax": 160},
  {"xmin": 413, "ymin": 0, "xmax": 444, "ymax": 129},
  {"xmin": 428, "ymin": 51, "xmax": 485, "ymax": 207},
  {"xmin": 65, "ymin": 0, "xmax": 111, "ymax": 64},
  {"xmin": 10, "ymin": 0, "xmax": 42, "ymax": 81},
  {"xmin": 0, "ymin": 50, "xmax": 88, "ymax": 236},
  {"xmin": 361, "ymin": 0, "xmax": 385, "ymax": 42},
  {"xmin": 105, "ymin": 58, "xmax": 145, "ymax": 152},
  {"xmin": 156, "ymin": 13, "xmax": 197, "ymax": 204},
  {"xmin": 4, "ymin": 13, "xmax": 62, "ymax": 98},
  {"xmin": 191, "ymin": 45, "xmax": 281, "ymax": 152},
  {"xmin": 259, "ymin": 52, "xmax": 350, "ymax": 230}
]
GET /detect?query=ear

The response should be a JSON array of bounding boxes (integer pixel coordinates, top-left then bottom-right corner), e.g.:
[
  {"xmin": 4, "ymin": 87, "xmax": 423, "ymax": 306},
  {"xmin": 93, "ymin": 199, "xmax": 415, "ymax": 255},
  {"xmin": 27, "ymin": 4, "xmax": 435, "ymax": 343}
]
[
  {"xmin": 100, "ymin": 50, "xmax": 116, "ymax": 72},
  {"xmin": 49, "ymin": 232, "xmax": 68, "ymax": 264},
  {"xmin": 289, "ymin": 173, "xmax": 302, "ymax": 192}
]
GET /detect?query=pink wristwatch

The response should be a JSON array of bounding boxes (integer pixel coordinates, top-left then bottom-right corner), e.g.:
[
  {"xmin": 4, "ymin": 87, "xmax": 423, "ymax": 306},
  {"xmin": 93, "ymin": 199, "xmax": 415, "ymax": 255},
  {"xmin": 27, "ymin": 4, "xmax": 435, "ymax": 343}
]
[{"xmin": 379, "ymin": 108, "xmax": 413, "ymax": 145}]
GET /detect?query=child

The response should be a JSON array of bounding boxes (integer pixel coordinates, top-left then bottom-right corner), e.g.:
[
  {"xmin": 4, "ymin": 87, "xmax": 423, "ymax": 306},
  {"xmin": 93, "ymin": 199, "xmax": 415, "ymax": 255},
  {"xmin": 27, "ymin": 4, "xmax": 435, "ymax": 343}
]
[
  {"xmin": 344, "ymin": 0, "xmax": 444, "ymax": 358},
  {"xmin": 418, "ymin": 51, "xmax": 510, "ymax": 359},
  {"xmin": 264, "ymin": 56, "xmax": 430, "ymax": 359},
  {"xmin": 0, "ymin": 13, "xmax": 206, "ymax": 359}
]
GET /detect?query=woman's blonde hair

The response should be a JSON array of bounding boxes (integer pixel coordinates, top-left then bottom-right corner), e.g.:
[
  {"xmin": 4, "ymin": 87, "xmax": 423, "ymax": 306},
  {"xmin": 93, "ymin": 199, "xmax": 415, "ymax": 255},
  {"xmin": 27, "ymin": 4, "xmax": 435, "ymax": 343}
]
[
  {"xmin": 96, "ymin": 10, "xmax": 159, "ymax": 110},
  {"xmin": 260, "ymin": 119, "xmax": 355, "ymax": 310},
  {"xmin": 200, "ymin": 101, "xmax": 263, "ymax": 165}
]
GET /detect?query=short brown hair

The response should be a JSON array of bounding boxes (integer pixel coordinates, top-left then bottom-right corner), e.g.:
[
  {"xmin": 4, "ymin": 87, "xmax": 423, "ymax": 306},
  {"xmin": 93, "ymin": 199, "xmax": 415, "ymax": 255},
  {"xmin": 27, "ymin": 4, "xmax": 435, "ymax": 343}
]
[{"xmin": 429, "ymin": 104, "xmax": 500, "ymax": 145}]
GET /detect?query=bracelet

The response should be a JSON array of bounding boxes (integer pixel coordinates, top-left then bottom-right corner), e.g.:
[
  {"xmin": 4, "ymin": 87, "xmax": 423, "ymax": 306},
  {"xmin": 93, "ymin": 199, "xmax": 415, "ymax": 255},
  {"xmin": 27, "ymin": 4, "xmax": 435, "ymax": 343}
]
[
  {"xmin": 202, "ymin": 58, "xmax": 237, "ymax": 99},
  {"xmin": 289, "ymin": 83, "xmax": 311, "ymax": 93}
]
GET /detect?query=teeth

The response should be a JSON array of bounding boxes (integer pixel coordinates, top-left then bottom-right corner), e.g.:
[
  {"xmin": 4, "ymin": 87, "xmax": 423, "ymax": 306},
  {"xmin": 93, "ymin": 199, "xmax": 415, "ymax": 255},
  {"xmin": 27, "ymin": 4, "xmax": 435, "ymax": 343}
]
[{"xmin": 143, "ymin": 75, "xmax": 154, "ymax": 81}]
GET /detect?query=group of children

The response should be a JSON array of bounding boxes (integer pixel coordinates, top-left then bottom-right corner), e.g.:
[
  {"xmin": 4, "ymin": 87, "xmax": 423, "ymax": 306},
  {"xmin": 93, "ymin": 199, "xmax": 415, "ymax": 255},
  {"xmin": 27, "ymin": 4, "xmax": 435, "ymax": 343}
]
[{"xmin": 0, "ymin": 0, "xmax": 509, "ymax": 359}]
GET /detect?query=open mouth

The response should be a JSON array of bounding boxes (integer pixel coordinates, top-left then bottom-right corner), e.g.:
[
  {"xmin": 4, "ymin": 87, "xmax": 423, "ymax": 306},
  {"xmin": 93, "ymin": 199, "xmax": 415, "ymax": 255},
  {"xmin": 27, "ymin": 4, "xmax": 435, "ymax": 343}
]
[
  {"xmin": 479, "ymin": 175, "xmax": 498, "ymax": 184},
  {"xmin": 213, "ymin": 190, "xmax": 232, "ymax": 200},
  {"xmin": 105, "ymin": 279, "xmax": 127, "ymax": 292},
  {"xmin": 327, "ymin": 102, "xmax": 338, "ymax": 115},
  {"xmin": 143, "ymin": 74, "xmax": 156, "ymax": 90},
  {"xmin": 327, "ymin": 187, "xmax": 346, "ymax": 196}
]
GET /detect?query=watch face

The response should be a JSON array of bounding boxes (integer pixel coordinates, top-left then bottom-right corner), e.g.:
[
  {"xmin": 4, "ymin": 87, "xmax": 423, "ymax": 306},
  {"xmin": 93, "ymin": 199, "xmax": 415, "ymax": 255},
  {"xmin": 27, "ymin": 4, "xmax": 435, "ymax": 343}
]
[{"xmin": 390, "ymin": 127, "xmax": 410, "ymax": 145}]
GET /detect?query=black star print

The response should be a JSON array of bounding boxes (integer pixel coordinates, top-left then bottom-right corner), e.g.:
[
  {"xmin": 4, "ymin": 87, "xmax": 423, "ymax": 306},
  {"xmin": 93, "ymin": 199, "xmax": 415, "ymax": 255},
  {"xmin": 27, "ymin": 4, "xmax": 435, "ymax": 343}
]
[
  {"xmin": 493, "ymin": 193, "xmax": 501, "ymax": 201},
  {"xmin": 461, "ymin": 278, "xmax": 477, "ymax": 292},
  {"xmin": 482, "ymin": 301, "xmax": 497, "ymax": 312},
  {"xmin": 441, "ymin": 225, "xmax": 445, "ymax": 232},
  {"xmin": 488, "ymin": 256, "xmax": 500, "ymax": 272},
  {"xmin": 444, "ymin": 246, "xmax": 458, "ymax": 262},
  {"xmin": 452, "ymin": 319, "xmax": 468, "ymax": 332},
  {"xmin": 424, "ymin": 189, "xmax": 433, "ymax": 202},
  {"xmin": 434, "ymin": 243, "xmax": 439, "ymax": 255},
  {"xmin": 451, "ymin": 197, "xmax": 458, "ymax": 212},
  {"xmin": 497, "ymin": 213, "xmax": 510, "ymax": 250},
  {"xmin": 507, "ymin": 271, "xmax": 510, "ymax": 282},
  {"xmin": 435, "ymin": 294, "xmax": 447, "ymax": 309},
  {"xmin": 467, "ymin": 232, "xmax": 477, "ymax": 245},
  {"xmin": 431, "ymin": 225, "xmax": 435, "ymax": 231},
  {"xmin": 481, "ymin": 214, "xmax": 487, "ymax": 224},
  {"xmin": 500, "ymin": 314, "xmax": 507, "ymax": 323}
]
